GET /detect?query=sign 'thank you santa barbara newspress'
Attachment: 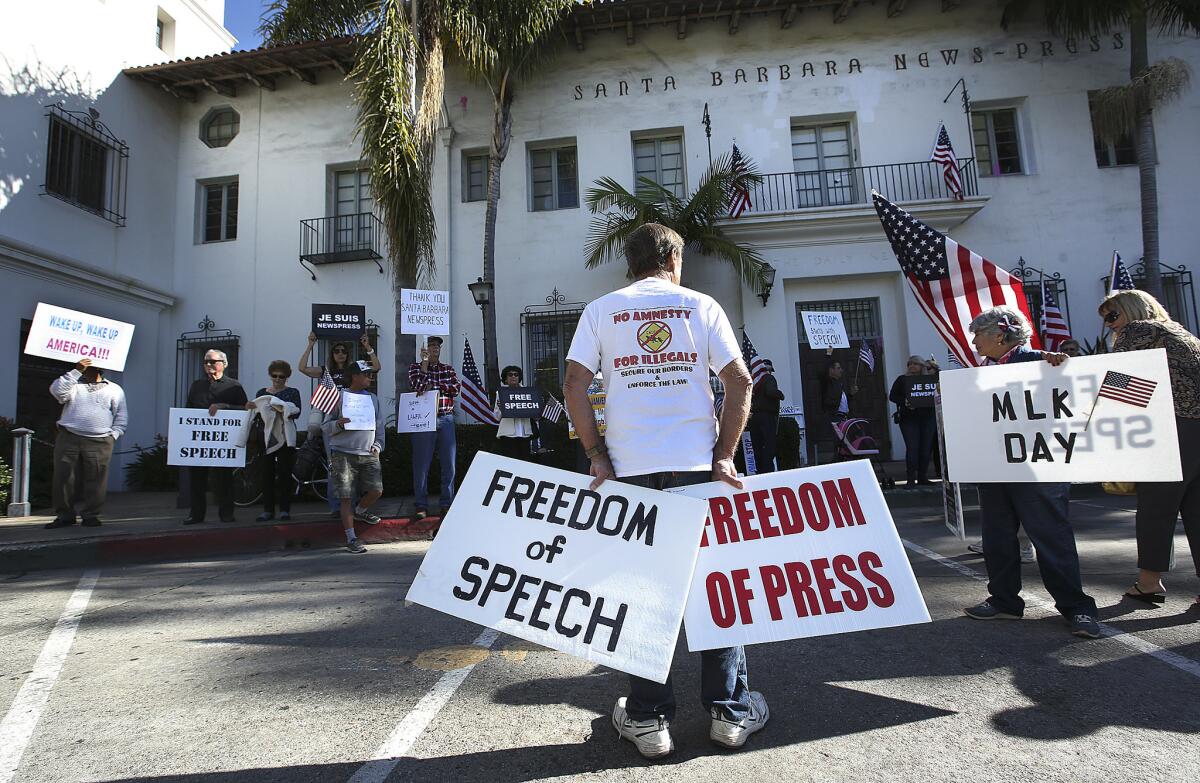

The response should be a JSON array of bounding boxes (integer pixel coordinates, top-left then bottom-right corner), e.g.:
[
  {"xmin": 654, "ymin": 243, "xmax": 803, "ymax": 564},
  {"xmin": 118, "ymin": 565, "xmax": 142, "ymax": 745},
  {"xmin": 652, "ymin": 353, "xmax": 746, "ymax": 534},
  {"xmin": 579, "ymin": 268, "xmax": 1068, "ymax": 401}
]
[
  {"xmin": 400, "ymin": 289, "xmax": 450, "ymax": 335},
  {"xmin": 406, "ymin": 452, "xmax": 709, "ymax": 683}
]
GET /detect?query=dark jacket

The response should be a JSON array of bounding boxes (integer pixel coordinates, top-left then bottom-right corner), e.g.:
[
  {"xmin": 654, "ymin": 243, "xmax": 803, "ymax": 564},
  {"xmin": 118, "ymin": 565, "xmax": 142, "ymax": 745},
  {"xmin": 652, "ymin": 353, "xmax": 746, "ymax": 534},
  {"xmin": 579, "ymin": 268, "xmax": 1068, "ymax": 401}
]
[
  {"xmin": 187, "ymin": 375, "xmax": 247, "ymax": 410},
  {"xmin": 750, "ymin": 372, "xmax": 785, "ymax": 415},
  {"xmin": 889, "ymin": 375, "xmax": 936, "ymax": 422}
]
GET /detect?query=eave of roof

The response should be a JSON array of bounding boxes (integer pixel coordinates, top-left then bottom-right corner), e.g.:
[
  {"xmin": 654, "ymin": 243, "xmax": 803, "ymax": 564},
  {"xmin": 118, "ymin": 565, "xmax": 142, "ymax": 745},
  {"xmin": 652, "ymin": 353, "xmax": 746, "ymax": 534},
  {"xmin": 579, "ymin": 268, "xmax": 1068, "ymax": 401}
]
[{"xmin": 122, "ymin": 37, "xmax": 358, "ymax": 101}]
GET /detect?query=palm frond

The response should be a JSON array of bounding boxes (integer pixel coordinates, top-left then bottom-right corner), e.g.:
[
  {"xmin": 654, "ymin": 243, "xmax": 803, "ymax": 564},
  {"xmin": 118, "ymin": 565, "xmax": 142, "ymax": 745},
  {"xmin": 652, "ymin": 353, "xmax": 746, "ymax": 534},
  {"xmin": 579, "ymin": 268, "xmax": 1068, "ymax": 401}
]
[
  {"xmin": 1152, "ymin": 1, "xmax": 1200, "ymax": 37},
  {"xmin": 586, "ymin": 176, "xmax": 652, "ymax": 216},
  {"xmin": 1091, "ymin": 57, "xmax": 1192, "ymax": 141},
  {"xmin": 584, "ymin": 213, "xmax": 644, "ymax": 270},
  {"xmin": 688, "ymin": 229, "xmax": 768, "ymax": 291},
  {"xmin": 259, "ymin": 0, "xmax": 378, "ymax": 44}
]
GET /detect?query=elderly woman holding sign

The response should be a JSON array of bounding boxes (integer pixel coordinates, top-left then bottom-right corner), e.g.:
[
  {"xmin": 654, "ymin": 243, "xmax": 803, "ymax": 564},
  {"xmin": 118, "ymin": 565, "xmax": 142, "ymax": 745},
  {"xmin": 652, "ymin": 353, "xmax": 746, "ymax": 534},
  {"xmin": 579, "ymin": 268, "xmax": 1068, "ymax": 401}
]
[
  {"xmin": 962, "ymin": 306, "xmax": 1101, "ymax": 639},
  {"xmin": 1101, "ymin": 289, "xmax": 1200, "ymax": 607}
]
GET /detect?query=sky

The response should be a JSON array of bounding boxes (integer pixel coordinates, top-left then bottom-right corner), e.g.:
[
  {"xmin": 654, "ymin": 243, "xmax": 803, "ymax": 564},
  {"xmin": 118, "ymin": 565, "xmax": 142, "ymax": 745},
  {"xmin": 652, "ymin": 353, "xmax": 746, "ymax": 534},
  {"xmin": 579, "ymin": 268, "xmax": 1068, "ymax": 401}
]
[{"xmin": 223, "ymin": 0, "xmax": 271, "ymax": 51}]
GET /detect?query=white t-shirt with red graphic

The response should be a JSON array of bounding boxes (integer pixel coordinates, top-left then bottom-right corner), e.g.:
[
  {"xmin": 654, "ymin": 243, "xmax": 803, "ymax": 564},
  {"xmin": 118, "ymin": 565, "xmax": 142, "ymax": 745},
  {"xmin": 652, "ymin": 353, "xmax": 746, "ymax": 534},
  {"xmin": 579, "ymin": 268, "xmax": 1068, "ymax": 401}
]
[{"xmin": 566, "ymin": 277, "xmax": 742, "ymax": 477}]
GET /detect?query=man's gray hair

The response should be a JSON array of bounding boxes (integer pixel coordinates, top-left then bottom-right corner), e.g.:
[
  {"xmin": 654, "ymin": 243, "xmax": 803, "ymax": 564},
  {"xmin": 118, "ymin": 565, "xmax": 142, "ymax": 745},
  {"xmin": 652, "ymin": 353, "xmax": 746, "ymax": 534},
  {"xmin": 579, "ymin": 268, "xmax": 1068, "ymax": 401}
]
[
  {"xmin": 204, "ymin": 348, "xmax": 228, "ymax": 363},
  {"xmin": 969, "ymin": 306, "xmax": 1031, "ymax": 346}
]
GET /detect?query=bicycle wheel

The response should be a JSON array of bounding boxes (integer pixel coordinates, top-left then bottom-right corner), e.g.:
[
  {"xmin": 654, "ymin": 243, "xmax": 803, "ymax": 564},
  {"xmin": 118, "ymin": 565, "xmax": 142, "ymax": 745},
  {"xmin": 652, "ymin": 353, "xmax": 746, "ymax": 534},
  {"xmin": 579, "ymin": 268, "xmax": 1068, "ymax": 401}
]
[
  {"xmin": 308, "ymin": 459, "xmax": 330, "ymax": 503},
  {"xmin": 232, "ymin": 459, "xmax": 264, "ymax": 507}
]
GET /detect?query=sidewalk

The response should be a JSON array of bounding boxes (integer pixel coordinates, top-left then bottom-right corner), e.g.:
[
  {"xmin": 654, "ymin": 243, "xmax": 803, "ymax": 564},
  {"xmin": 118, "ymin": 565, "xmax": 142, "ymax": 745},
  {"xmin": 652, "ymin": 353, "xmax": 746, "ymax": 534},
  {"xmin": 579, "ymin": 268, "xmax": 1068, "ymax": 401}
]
[
  {"xmin": 0, "ymin": 464, "xmax": 969, "ymax": 573},
  {"xmin": 0, "ymin": 492, "xmax": 437, "ymax": 573}
]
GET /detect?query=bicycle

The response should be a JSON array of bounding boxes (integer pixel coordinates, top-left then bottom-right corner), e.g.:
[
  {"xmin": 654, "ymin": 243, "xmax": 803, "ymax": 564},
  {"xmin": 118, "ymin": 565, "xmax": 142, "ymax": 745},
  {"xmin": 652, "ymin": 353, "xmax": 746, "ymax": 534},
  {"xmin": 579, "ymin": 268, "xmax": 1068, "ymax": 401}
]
[{"xmin": 233, "ymin": 430, "xmax": 330, "ymax": 507}]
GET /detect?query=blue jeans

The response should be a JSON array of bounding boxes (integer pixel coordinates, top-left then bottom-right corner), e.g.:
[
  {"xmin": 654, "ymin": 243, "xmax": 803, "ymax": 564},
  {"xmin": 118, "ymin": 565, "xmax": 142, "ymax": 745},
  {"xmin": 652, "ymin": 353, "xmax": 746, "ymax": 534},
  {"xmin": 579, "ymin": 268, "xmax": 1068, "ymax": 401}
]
[
  {"xmin": 979, "ymin": 482, "xmax": 1097, "ymax": 618},
  {"xmin": 619, "ymin": 470, "xmax": 751, "ymax": 722},
  {"xmin": 412, "ymin": 413, "xmax": 457, "ymax": 510}
]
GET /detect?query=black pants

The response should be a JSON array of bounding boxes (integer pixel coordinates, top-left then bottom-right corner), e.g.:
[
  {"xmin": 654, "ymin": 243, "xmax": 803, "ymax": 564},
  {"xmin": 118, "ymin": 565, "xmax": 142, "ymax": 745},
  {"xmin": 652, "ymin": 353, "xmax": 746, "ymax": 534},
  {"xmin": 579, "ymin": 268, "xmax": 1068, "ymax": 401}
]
[
  {"xmin": 899, "ymin": 415, "xmax": 936, "ymax": 482},
  {"xmin": 979, "ymin": 482, "xmax": 1096, "ymax": 617},
  {"xmin": 495, "ymin": 436, "xmax": 532, "ymax": 461},
  {"xmin": 262, "ymin": 447, "xmax": 297, "ymax": 514},
  {"xmin": 1134, "ymin": 417, "xmax": 1200, "ymax": 576},
  {"xmin": 747, "ymin": 412, "xmax": 779, "ymax": 473},
  {"xmin": 190, "ymin": 466, "xmax": 235, "ymax": 522}
]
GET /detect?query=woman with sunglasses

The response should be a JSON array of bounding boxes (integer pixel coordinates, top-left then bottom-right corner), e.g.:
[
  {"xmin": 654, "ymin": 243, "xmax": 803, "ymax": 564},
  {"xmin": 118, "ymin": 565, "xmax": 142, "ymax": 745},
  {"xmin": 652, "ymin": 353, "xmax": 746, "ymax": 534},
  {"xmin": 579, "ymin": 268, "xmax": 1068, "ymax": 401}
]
[
  {"xmin": 299, "ymin": 331, "xmax": 381, "ymax": 516},
  {"xmin": 248, "ymin": 360, "xmax": 302, "ymax": 521},
  {"xmin": 1099, "ymin": 290, "xmax": 1200, "ymax": 608}
]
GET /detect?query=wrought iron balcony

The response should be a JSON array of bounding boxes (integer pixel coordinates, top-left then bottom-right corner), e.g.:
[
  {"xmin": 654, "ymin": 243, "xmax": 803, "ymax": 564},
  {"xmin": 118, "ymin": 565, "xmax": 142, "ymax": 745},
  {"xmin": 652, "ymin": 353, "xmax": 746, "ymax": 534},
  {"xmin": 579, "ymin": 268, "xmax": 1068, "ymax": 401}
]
[
  {"xmin": 298, "ymin": 212, "xmax": 385, "ymax": 279},
  {"xmin": 741, "ymin": 158, "xmax": 979, "ymax": 216}
]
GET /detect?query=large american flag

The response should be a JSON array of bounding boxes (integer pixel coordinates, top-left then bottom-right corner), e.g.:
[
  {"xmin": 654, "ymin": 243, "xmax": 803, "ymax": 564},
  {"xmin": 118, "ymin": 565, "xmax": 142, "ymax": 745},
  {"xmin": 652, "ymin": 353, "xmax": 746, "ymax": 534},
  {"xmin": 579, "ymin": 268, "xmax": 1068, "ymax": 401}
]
[
  {"xmin": 1109, "ymin": 251, "xmax": 1135, "ymax": 294},
  {"xmin": 459, "ymin": 339, "xmax": 499, "ymax": 425},
  {"xmin": 931, "ymin": 122, "xmax": 964, "ymax": 201},
  {"xmin": 309, "ymin": 366, "xmax": 341, "ymax": 414},
  {"xmin": 873, "ymin": 192, "xmax": 1041, "ymax": 368},
  {"xmin": 728, "ymin": 143, "xmax": 752, "ymax": 219},
  {"xmin": 1098, "ymin": 370, "xmax": 1157, "ymax": 408},
  {"xmin": 1040, "ymin": 281, "xmax": 1072, "ymax": 351},
  {"xmin": 742, "ymin": 330, "xmax": 769, "ymax": 385}
]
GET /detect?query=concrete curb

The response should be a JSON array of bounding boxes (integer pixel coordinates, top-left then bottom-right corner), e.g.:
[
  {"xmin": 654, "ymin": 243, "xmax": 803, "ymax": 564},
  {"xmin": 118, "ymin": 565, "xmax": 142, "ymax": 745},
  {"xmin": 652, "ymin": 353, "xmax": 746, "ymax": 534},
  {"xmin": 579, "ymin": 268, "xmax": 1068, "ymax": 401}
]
[{"xmin": 0, "ymin": 516, "xmax": 441, "ymax": 574}]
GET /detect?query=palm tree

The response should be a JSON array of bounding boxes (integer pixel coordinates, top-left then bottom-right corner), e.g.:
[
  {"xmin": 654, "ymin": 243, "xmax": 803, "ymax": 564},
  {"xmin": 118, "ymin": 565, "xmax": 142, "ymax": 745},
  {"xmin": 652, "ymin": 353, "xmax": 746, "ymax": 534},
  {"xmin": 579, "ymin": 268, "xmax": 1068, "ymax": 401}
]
[
  {"xmin": 1002, "ymin": 1, "xmax": 1199, "ymax": 299},
  {"xmin": 469, "ymin": 1, "xmax": 574, "ymax": 390},
  {"xmin": 584, "ymin": 152, "xmax": 771, "ymax": 294},
  {"xmin": 260, "ymin": 0, "xmax": 488, "ymax": 399}
]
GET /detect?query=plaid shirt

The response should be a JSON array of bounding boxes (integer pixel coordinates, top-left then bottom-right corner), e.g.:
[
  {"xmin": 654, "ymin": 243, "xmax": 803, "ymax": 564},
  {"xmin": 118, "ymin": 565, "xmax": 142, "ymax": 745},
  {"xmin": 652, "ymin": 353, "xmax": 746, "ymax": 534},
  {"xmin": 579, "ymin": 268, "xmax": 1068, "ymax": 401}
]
[{"xmin": 408, "ymin": 361, "xmax": 461, "ymax": 415}]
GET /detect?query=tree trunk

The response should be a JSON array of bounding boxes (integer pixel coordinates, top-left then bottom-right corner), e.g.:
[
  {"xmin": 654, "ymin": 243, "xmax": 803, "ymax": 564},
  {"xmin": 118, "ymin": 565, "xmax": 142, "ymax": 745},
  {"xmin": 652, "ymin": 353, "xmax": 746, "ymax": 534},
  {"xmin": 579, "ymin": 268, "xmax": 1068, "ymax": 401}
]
[
  {"xmin": 482, "ymin": 80, "xmax": 514, "ymax": 392},
  {"xmin": 1130, "ymin": 10, "xmax": 1163, "ymax": 300},
  {"xmin": 394, "ymin": 0, "xmax": 420, "ymax": 399}
]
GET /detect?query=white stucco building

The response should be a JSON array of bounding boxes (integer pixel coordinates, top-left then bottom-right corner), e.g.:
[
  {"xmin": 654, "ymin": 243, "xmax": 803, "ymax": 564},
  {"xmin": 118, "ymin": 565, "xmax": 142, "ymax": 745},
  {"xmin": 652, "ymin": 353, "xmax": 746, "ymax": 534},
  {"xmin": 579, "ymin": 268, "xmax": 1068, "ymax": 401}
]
[{"xmin": 3, "ymin": 0, "xmax": 1199, "ymax": 483}]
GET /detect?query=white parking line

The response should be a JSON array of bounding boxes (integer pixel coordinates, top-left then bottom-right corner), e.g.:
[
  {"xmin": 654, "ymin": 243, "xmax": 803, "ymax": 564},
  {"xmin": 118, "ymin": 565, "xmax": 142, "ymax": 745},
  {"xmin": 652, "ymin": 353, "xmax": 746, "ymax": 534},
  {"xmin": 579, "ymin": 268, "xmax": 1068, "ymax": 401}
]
[
  {"xmin": 348, "ymin": 627, "xmax": 500, "ymax": 783},
  {"xmin": 0, "ymin": 570, "xmax": 100, "ymax": 783},
  {"xmin": 902, "ymin": 539, "xmax": 1200, "ymax": 680}
]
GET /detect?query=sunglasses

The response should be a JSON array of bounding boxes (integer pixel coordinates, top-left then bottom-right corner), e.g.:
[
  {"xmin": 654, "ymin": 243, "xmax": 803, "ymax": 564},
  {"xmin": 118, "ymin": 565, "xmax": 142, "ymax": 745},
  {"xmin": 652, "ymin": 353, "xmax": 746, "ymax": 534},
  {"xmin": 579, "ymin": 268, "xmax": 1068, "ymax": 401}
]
[
  {"xmin": 332, "ymin": 348, "xmax": 348, "ymax": 354},
  {"xmin": 204, "ymin": 359, "xmax": 225, "ymax": 365},
  {"xmin": 270, "ymin": 374, "xmax": 288, "ymax": 380},
  {"xmin": 1103, "ymin": 310, "xmax": 1121, "ymax": 324}
]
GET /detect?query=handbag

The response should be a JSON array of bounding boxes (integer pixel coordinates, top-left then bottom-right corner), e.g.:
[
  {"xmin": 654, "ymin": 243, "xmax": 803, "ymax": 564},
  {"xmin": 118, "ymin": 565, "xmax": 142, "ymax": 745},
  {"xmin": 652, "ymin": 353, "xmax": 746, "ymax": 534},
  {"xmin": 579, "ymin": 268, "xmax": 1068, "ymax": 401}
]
[{"xmin": 1102, "ymin": 481, "xmax": 1137, "ymax": 496}]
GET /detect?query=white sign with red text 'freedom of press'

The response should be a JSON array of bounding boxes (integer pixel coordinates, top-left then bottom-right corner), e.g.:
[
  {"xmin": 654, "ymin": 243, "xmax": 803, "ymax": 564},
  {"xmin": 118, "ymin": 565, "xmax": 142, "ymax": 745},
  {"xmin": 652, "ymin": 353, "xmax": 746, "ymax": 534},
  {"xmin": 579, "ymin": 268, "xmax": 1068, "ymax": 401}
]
[
  {"xmin": 675, "ymin": 461, "xmax": 930, "ymax": 651},
  {"xmin": 406, "ymin": 452, "xmax": 709, "ymax": 683}
]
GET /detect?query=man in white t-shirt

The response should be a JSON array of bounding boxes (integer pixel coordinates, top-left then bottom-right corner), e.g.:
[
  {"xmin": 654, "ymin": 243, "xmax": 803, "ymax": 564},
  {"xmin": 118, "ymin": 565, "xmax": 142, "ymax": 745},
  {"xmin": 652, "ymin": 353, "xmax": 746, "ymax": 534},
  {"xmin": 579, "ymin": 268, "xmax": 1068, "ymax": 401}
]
[{"xmin": 564, "ymin": 223, "xmax": 767, "ymax": 760}]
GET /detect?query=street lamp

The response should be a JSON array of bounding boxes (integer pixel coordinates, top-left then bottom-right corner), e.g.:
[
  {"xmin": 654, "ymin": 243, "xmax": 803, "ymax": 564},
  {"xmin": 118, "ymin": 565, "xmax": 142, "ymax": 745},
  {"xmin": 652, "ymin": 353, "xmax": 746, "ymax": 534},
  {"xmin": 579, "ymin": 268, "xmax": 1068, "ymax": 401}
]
[
  {"xmin": 758, "ymin": 263, "xmax": 777, "ymax": 306},
  {"xmin": 468, "ymin": 276, "xmax": 493, "ymax": 315}
]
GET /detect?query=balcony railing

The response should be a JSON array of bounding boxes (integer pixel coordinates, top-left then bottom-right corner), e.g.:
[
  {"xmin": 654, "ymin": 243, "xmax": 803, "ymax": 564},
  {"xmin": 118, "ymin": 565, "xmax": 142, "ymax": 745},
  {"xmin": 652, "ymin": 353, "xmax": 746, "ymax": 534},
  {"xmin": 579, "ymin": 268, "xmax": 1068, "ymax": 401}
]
[
  {"xmin": 298, "ymin": 212, "xmax": 385, "ymax": 279},
  {"xmin": 742, "ymin": 158, "xmax": 979, "ymax": 216}
]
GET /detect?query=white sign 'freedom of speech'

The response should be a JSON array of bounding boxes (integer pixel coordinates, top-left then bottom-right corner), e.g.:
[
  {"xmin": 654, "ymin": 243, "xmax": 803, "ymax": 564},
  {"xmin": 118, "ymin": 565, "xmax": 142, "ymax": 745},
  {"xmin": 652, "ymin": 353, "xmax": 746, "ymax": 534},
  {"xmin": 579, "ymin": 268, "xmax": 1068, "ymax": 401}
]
[
  {"xmin": 674, "ymin": 461, "xmax": 929, "ymax": 651},
  {"xmin": 940, "ymin": 349, "xmax": 1182, "ymax": 483},
  {"xmin": 400, "ymin": 289, "xmax": 450, "ymax": 335},
  {"xmin": 24, "ymin": 303, "xmax": 136, "ymax": 372},
  {"xmin": 397, "ymin": 391, "xmax": 438, "ymax": 433},
  {"xmin": 167, "ymin": 408, "xmax": 250, "ymax": 467},
  {"xmin": 800, "ymin": 311, "xmax": 849, "ymax": 349},
  {"xmin": 405, "ymin": 453, "xmax": 709, "ymax": 683}
]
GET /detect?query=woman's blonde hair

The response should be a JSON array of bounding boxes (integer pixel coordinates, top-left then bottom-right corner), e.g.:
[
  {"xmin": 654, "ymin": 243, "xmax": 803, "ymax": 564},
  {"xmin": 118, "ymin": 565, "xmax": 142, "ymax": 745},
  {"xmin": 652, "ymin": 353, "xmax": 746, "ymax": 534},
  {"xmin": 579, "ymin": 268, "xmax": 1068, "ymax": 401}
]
[{"xmin": 1097, "ymin": 289, "xmax": 1170, "ymax": 324}]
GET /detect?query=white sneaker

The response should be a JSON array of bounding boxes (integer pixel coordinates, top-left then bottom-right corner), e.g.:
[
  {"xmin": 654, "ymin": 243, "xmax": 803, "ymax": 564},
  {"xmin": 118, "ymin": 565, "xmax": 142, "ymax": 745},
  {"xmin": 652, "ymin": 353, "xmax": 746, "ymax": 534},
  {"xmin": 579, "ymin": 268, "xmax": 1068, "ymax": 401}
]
[
  {"xmin": 1020, "ymin": 544, "xmax": 1036, "ymax": 564},
  {"xmin": 612, "ymin": 697, "xmax": 673, "ymax": 759},
  {"xmin": 710, "ymin": 691, "xmax": 769, "ymax": 749}
]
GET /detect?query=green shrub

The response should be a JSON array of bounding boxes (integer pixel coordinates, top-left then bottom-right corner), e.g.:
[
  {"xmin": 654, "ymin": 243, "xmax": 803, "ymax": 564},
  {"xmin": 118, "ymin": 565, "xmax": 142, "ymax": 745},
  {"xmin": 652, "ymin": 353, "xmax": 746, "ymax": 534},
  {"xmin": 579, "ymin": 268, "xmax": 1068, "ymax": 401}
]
[{"xmin": 123, "ymin": 435, "xmax": 179, "ymax": 491}]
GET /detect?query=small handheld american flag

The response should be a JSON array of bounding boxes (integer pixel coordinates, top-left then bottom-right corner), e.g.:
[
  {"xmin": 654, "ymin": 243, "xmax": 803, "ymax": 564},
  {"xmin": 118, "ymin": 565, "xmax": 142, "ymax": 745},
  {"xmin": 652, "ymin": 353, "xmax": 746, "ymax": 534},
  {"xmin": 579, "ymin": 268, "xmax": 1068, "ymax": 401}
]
[
  {"xmin": 540, "ymin": 393, "xmax": 565, "ymax": 425},
  {"xmin": 728, "ymin": 143, "xmax": 752, "ymax": 219},
  {"xmin": 1040, "ymin": 281, "xmax": 1072, "ymax": 351},
  {"xmin": 1109, "ymin": 251, "xmax": 1135, "ymax": 295},
  {"xmin": 858, "ymin": 341, "xmax": 876, "ymax": 372},
  {"xmin": 1086, "ymin": 370, "xmax": 1158, "ymax": 429},
  {"xmin": 309, "ymin": 367, "xmax": 341, "ymax": 414}
]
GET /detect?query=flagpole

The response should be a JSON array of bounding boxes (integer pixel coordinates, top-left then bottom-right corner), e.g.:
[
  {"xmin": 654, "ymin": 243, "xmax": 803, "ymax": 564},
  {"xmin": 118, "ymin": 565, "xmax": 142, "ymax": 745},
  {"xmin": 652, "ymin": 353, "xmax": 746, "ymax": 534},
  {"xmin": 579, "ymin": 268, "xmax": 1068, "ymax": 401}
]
[{"xmin": 1084, "ymin": 394, "xmax": 1101, "ymax": 431}]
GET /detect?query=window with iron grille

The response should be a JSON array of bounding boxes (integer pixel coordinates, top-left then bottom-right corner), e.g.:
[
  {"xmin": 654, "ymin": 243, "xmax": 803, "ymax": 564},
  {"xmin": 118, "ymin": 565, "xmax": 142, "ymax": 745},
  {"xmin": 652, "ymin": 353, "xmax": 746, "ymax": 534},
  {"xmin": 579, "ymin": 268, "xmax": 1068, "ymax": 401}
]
[
  {"xmin": 632, "ymin": 134, "xmax": 685, "ymax": 198},
  {"xmin": 199, "ymin": 178, "xmax": 238, "ymax": 243},
  {"xmin": 1018, "ymin": 279, "xmax": 1071, "ymax": 336},
  {"xmin": 528, "ymin": 144, "xmax": 578, "ymax": 212},
  {"xmin": 524, "ymin": 311, "xmax": 581, "ymax": 398},
  {"xmin": 43, "ymin": 105, "xmax": 129, "ymax": 226},
  {"xmin": 463, "ymin": 150, "xmax": 488, "ymax": 202},
  {"xmin": 972, "ymin": 108, "xmax": 1023, "ymax": 177}
]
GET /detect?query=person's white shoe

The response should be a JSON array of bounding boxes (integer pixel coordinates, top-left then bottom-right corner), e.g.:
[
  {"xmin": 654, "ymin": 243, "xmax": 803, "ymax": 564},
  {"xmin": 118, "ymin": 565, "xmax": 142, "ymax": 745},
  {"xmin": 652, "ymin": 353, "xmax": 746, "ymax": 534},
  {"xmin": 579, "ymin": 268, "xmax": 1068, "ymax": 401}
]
[
  {"xmin": 967, "ymin": 540, "xmax": 985, "ymax": 555},
  {"xmin": 612, "ymin": 697, "xmax": 673, "ymax": 759},
  {"xmin": 710, "ymin": 691, "xmax": 770, "ymax": 749},
  {"xmin": 1020, "ymin": 544, "xmax": 1036, "ymax": 564}
]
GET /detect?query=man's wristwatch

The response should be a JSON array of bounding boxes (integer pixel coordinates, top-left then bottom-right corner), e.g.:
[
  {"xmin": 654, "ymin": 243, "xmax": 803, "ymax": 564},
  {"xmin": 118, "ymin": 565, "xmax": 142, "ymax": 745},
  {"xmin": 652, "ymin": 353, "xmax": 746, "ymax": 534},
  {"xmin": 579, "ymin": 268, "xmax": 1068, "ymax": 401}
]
[{"xmin": 584, "ymin": 444, "xmax": 607, "ymax": 459}]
